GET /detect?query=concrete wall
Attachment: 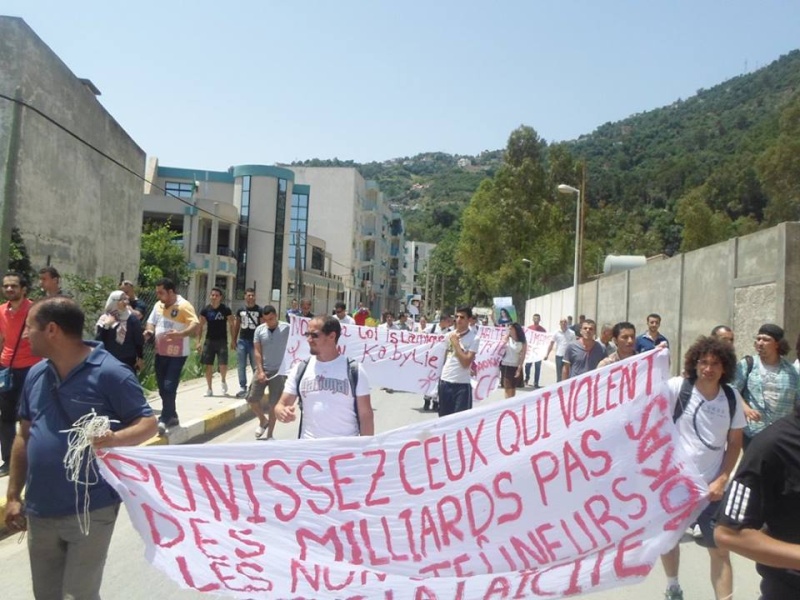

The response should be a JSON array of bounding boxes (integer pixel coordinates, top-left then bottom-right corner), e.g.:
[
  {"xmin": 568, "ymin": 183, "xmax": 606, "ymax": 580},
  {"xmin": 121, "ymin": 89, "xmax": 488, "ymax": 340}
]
[
  {"xmin": 525, "ymin": 222, "xmax": 800, "ymax": 373},
  {"xmin": 0, "ymin": 17, "xmax": 144, "ymax": 281}
]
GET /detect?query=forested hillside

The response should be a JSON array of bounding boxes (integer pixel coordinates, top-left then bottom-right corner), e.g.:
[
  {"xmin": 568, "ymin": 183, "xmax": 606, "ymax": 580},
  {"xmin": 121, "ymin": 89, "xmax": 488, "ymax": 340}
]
[{"xmin": 291, "ymin": 49, "xmax": 800, "ymax": 308}]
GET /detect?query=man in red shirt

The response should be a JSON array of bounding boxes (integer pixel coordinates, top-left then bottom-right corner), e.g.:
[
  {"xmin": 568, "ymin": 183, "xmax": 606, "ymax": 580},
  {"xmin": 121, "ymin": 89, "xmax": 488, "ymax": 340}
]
[
  {"xmin": 524, "ymin": 313, "xmax": 547, "ymax": 388},
  {"xmin": 0, "ymin": 272, "xmax": 41, "ymax": 476},
  {"xmin": 353, "ymin": 302, "xmax": 370, "ymax": 327}
]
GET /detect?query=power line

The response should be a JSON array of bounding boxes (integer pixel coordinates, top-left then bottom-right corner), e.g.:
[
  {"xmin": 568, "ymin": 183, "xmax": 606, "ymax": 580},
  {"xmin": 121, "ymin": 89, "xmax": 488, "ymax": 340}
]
[{"xmin": 0, "ymin": 91, "xmax": 356, "ymax": 272}]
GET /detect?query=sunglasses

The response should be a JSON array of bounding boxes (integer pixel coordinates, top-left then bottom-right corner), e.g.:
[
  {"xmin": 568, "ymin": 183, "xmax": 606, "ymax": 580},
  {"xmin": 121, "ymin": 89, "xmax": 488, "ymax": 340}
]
[{"xmin": 303, "ymin": 331, "xmax": 321, "ymax": 339}]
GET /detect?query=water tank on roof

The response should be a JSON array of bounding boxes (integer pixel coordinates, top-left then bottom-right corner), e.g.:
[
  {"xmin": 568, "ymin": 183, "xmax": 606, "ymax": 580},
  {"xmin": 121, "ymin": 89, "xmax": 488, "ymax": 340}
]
[{"xmin": 603, "ymin": 255, "xmax": 647, "ymax": 275}]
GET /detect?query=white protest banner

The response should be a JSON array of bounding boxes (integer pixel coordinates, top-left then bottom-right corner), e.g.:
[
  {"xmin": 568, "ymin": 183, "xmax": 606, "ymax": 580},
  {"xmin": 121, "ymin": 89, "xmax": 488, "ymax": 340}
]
[
  {"xmin": 525, "ymin": 330, "xmax": 551, "ymax": 363},
  {"xmin": 99, "ymin": 349, "xmax": 708, "ymax": 600},
  {"xmin": 281, "ymin": 316, "xmax": 447, "ymax": 395},
  {"xmin": 472, "ymin": 326, "xmax": 507, "ymax": 402}
]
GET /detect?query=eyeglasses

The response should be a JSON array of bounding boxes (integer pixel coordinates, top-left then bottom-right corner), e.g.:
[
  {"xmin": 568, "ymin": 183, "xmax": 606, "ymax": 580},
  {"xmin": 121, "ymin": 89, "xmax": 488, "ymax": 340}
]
[
  {"xmin": 696, "ymin": 360, "xmax": 722, "ymax": 369},
  {"xmin": 303, "ymin": 331, "xmax": 321, "ymax": 339}
]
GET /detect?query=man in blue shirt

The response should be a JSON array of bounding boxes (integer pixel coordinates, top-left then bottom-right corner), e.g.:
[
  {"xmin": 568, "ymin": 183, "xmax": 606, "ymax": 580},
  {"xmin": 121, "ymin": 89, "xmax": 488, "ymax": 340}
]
[
  {"xmin": 636, "ymin": 312, "xmax": 669, "ymax": 353},
  {"xmin": 4, "ymin": 297, "xmax": 157, "ymax": 599}
]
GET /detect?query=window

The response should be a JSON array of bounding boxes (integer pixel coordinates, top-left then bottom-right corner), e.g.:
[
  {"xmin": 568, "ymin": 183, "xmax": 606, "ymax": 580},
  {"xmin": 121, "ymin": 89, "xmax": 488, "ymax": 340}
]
[
  {"xmin": 236, "ymin": 175, "xmax": 252, "ymax": 295},
  {"xmin": 240, "ymin": 175, "xmax": 251, "ymax": 222},
  {"xmin": 289, "ymin": 191, "xmax": 309, "ymax": 271},
  {"xmin": 272, "ymin": 179, "xmax": 288, "ymax": 291},
  {"xmin": 311, "ymin": 246, "xmax": 324, "ymax": 271},
  {"xmin": 165, "ymin": 182, "xmax": 194, "ymax": 198}
]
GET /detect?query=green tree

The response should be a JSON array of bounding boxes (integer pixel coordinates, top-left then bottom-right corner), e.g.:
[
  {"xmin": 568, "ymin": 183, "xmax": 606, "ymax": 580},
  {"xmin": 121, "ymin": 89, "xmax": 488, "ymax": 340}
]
[
  {"xmin": 457, "ymin": 126, "xmax": 574, "ymax": 306},
  {"xmin": 139, "ymin": 221, "xmax": 191, "ymax": 287},
  {"xmin": 675, "ymin": 187, "xmax": 733, "ymax": 252},
  {"xmin": 757, "ymin": 93, "xmax": 800, "ymax": 224},
  {"xmin": 8, "ymin": 228, "xmax": 35, "ymax": 283}
]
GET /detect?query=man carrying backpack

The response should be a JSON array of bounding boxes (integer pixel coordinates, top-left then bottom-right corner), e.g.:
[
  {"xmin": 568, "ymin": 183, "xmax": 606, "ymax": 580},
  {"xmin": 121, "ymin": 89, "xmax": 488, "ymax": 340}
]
[
  {"xmin": 660, "ymin": 336, "xmax": 745, "ymax": 600},
  {"xmin": 274, "ymin": 316, "xmax": 373, "ymax": 439}
]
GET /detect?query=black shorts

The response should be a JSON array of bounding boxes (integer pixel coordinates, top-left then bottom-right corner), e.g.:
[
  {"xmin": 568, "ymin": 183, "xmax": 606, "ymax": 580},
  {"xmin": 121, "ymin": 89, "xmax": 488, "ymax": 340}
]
[
  {"xmin": 200, "ymin": 339, "xmax": 228, "ymax": 365},
  {"xmin": 695, "ymin": 500, "xmax": 721, "ymax": 548},
  {"xmin": 500, "ymin": 364, "xmax": 523, "ymax": 388}
]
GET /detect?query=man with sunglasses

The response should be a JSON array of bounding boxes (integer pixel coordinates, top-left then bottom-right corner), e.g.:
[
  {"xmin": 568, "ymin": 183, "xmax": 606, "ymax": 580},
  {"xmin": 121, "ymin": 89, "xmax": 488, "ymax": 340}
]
[
  {"xmin": 437, "ymin": 306, "xmax": 480, "ymax": 418},
  {"xmin": 659, "ymin": 336, "xmax": 745, "ymax": 600},
  {"xmin": 274, "ymin": 316, "xmax": 373, "ymax": 438}
]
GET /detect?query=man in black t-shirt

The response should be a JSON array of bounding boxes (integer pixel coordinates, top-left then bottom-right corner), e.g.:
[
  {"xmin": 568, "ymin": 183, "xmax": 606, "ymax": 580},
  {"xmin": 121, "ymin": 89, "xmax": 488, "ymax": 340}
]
[
  {"xmin": 232, "ymin": 288, "xmax": 262, "ymax": 398},
  {"xmin": 196, "ymin": 287, "xmax": 233, "ymax": 396},
  {"xmin": 715, "ymin": 409, "xmax": 800, "ymax": 599}
]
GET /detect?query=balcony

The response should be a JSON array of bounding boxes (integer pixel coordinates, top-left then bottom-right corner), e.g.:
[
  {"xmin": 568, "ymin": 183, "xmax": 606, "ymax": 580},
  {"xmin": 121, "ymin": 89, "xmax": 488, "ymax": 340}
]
[
  {"xmin": 195, "ymin": 244, "xmax": 236, "ymax": 258},
  {"xmin": 192, "ymin": 244, "xmax": 238, "ymax": 275}
]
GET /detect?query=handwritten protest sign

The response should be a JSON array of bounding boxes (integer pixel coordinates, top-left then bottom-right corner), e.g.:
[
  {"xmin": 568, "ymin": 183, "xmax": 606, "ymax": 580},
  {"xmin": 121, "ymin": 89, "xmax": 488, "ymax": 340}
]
[
  {"xmin": 281, "ymin": 317, "xmax": 447, "ymax": 395},
  {"xmin": 525, "ymin": 330, "xmax": 551, "ymax": 363},
  {"xmin": 99, "ymin": 349, "xmax": 707, "ymax": 599}
]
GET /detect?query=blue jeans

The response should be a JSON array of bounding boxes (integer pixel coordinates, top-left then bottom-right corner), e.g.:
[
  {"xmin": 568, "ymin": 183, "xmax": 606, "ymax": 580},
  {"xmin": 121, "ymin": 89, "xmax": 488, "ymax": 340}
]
[
  {"xmin": 154, "ymin": 354, "xmax": 187, "ymax": 423},
  {"xmin": 237, "ymin": 339, "xmax": 257, "ymax": 389},
  {"xmin": 524, "ymin": 361, "xmax": 542, "ymax": 386},
  {"xmin": 437, "ymin": 381, "xmax": 472, "ymax": 417},
  {"xmin": 555, "ymin": 355, "xmax": 564, "ymax": 382}
]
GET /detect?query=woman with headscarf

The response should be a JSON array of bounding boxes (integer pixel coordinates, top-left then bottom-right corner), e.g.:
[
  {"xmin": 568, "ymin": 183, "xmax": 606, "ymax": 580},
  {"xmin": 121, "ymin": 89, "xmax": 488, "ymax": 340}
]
[
  {"xmin": 95, "ymin": 290, "xmax": 144, "ymax": 372},
  {"xmin": 734, "ymin": 323, "xmax": 800, "ymax": 449}
]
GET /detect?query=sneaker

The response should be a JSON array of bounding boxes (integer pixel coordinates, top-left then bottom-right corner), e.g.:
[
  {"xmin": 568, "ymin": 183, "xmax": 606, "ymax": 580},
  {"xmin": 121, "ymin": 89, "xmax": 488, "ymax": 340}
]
[
  {"xmin": 236, "ymin": 389, "xmax": 248, "ymax": 399},
  {"xmin": 221, "ymin": 382, "xmax": 228, "ymax": 395},
  {"xmin": 692, "ymin": 524, "xmax": 703, "ymax": 538},
  {"xmin": 664, "ymin": 585, "xmax": 684, "ymax": 600},
  {"xmin": 0, "ymin": 463, "xmax": 9, "ymax": 477},
  {"xmin": 423, "ymin": 396, "xmax": 431, "ymax": 411},
  {"xmin": 204, "ymin": 388, "xmax": 213, "ymax": 397},
  {"xmin": 255, "ymin": 422, "xmax": 268, "ymax": 439},
  {"xmin": 157, "ymin": 422, "xmax": 167, "ymax": 436},
  {"xmin": 165, "ymin": 417, "xmax": 180, "ymax": 429},
  {"xmin": 265, "ymin": 436, "xmax": 276, "ymax": 441}
]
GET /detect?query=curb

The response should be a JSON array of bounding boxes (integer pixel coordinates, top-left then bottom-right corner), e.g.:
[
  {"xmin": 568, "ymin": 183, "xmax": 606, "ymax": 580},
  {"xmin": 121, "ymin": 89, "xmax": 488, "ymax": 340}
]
[{"xmin": 0, "ymin": 399, "xmax": 253, "ymax": 538}]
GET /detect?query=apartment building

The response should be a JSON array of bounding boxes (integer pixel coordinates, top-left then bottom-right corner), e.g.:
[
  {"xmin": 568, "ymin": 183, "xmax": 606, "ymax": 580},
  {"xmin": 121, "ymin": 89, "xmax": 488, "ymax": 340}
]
[
  {"xmin": 288, "ymin": 167, "xmax": 405, "ymax": 316},
  {"xmin": 142, "ymin": 159, "xmax": 343, "ymax": 313},
  {"xmin": 402, "ymin": 240, "xmax": 436, "ymax": 312}
]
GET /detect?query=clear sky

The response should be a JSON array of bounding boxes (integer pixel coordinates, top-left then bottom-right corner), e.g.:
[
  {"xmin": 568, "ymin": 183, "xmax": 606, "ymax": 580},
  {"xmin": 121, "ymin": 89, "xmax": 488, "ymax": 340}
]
[{"xmin": 4, "ymin": 1, "xmax": 799, "ymax": 170}]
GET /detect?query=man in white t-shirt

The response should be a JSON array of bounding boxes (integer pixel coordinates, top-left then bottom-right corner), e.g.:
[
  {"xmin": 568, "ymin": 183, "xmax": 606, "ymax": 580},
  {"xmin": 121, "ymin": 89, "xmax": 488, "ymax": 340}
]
[
  {"xmin": 275, "ymin": 316, "xmax": 373, "ymax": 439},
  {"xmin": 545, "ymin": 318, "xmax": 576, "ymax": 382},
  {"xmin": 333, "ymin": 302, "xmax": 355, "ymax": 325},
  {"xmin": 437, "ymin": 306, "xmax": 480, "ymax": 417},
  {"xmin": 660, "ymin": 336, "xmax": 745, "ymax": 600}
]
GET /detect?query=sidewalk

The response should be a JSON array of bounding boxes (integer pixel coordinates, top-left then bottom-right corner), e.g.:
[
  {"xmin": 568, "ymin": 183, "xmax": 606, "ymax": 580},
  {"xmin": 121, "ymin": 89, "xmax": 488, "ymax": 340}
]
[{"xmin": 0, "ymin": 372, "xmax": 252, "ymax": 536}]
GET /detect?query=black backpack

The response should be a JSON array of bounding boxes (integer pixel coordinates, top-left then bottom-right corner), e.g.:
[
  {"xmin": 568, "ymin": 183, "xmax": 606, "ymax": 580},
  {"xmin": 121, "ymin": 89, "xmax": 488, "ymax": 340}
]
[
  {"xmin": 672, "ymin": 378, "xmax": 736, "ymax": 423},
  {"xmin": 294, "ymin": 358, "xmax": 361, "ymax": 437}
]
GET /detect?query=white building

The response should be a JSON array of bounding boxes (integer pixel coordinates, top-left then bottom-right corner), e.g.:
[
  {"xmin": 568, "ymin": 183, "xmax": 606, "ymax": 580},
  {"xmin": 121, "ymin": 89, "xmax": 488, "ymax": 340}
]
[
  {"xmin": 288, "ymin": 167, "xmax": 404, "ymax": 316},
  {"xmin": 402, "ymin": 240, "xmax": 436, "ymax": 313},
  {"xmin": 142, "ymin": 159, "xmax": 343, "ymax": 314}
]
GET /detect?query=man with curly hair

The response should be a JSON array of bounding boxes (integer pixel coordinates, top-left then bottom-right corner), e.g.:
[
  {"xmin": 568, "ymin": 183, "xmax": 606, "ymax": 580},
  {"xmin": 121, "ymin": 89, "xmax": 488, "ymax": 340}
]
[{"xmin": 660, "ymin": 336, "xmax": 745, "ymax": 600}]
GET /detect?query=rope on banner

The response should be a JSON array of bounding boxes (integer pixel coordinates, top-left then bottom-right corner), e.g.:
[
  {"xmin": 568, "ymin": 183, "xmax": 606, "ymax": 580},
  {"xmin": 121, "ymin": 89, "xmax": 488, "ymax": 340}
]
[{"xmin": 61, "ymin": 410, "xmax": 118, "ymax": 535}]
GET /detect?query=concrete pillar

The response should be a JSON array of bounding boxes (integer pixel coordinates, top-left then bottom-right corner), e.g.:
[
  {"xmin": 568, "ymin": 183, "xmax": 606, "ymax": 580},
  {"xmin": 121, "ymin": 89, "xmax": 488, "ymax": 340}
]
[{"xmin": 206, "ymin": 202, "xmax": 219, "ymax": 299}]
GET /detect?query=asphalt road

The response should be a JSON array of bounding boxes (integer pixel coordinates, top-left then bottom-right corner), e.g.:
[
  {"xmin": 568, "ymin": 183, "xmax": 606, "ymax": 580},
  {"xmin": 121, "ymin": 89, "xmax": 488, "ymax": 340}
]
[{"xmin": 0, "ymin": 386, "xmax": 763, "ymax": 599}]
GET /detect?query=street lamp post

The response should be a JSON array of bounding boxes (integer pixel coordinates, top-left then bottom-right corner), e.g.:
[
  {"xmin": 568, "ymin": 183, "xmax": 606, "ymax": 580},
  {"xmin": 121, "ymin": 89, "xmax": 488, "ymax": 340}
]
[
  {"xmin": 557, "ymin": 184, "xmax": 581, "ymax": 323},
  {"xmin": 521, "ymin": 258, "xmax": 532, "ymax": 325}
]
